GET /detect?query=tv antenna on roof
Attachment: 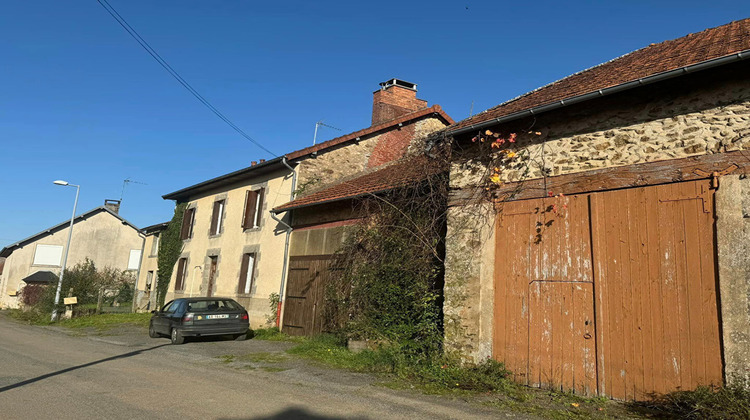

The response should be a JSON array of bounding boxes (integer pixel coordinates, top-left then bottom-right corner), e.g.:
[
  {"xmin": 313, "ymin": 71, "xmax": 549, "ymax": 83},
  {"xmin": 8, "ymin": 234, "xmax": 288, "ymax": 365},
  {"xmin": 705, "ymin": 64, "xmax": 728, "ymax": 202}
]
[
  {"xmin": 120, "ymin": 177, "xmax": 148, "ymax": 202},
  {"xmin": 313, "ymin": 120, "xmax": 342, "ymax": 145}
]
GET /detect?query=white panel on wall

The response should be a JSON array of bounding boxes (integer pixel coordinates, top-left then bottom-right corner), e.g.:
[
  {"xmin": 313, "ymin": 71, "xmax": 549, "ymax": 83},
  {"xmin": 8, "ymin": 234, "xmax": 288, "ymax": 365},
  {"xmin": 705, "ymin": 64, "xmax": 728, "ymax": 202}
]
[
  {"xmin": 33, "ymin": 244, "xmax": 63, "ymax": 266},
  {"xmin": 128, "ymin": 249, "xmax": 142, "ymax": 270}
]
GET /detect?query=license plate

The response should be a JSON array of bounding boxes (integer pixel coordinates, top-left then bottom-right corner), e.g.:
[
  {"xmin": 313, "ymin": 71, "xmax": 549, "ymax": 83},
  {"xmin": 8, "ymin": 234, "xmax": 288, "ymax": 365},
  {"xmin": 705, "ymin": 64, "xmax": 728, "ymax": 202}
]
[{"xmin": 206, "ymin": 314, "xmax": 229, "ymax": 319}]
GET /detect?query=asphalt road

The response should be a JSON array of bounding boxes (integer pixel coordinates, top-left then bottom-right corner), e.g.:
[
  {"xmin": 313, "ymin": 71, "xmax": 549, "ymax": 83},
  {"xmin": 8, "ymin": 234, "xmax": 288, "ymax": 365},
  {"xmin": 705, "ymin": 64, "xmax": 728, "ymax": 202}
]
[{"xmin": 0, "ymin": 315, "xmax": 526, "ymax": 420}]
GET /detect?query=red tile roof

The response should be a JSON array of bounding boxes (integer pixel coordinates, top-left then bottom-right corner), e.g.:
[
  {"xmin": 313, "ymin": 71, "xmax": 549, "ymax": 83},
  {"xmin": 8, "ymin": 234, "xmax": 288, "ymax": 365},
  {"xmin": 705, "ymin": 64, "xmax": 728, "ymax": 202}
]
[
  {"xmin": 449, "ymin": 18, "xmax": 750, "ymax": 132},
  {"xmin": 272, "ymin": 155, "xmax": 445, "ymax": 212},
  {"xmin": 287, "ymin": 105, "xmax": 453, "ymax": 160}
]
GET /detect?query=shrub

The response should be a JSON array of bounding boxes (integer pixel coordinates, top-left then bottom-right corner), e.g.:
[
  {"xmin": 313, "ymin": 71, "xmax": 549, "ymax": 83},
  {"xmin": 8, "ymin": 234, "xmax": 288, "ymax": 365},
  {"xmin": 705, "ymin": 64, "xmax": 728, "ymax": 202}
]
[
  {"xmin": 630, "ymin": 380, "xmax": 750, "ymax": 419},
  {"xmin": 30, "ymin": 259, "xmax": 134, "ymax": 317},
  {"xmin": 20, "ymin": 284, "xmax": 48, "ymax": 306},
  {"xmin": 323, "ymin": 163, "xmax": 448, "ymax": 359}
]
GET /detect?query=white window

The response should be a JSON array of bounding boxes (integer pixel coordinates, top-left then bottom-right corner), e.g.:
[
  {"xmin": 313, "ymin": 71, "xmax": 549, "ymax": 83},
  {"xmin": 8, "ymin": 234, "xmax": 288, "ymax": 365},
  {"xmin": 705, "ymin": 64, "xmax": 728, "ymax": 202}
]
[
  {"xmin": 33, "ymin": 244, "xmax": 63, "ymax": 266},
  {"xmin": 127, "ymin": 249, "xmax": 142, "ymax": 270}
]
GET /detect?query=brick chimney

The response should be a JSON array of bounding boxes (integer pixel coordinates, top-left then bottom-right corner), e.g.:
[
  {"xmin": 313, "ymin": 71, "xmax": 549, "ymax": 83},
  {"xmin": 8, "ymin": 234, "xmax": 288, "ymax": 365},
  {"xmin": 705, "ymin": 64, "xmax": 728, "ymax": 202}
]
[
  {"xmin": 104, "ymin": 199, "xmax": 121, "ymax": 214},
  {"xmin": 372, "ymin": 79, "xmax": 427, "ymax": 126}
]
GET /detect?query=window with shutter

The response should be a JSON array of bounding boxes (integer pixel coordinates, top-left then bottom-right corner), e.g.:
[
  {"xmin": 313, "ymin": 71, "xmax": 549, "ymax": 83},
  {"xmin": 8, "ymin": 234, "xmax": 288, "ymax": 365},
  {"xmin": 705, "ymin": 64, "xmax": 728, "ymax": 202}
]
[
  {"xmin": 181, "ymin": 208, "xmax": 195, "ymax": 240},
  {"xmin": 238, "ymin": 253, "xmax": 256, "ymax": 294},
  {"xmin": 150, "ymin": 233, "xmax": 160, "ymax": 256},
  {"xmin": 243, "ymin": 190, "xmax": 259, "ymax": 229},
  {"xmin": 254, "ymin": 188, "xmax": 265, "ymax": 228},
  {"xmin": 175, "ymin": 258, "xmax": 187, "ymax": 291},
  {"xmin": 210, "ymin": 200, "xmax": 225, "ymax": 235}
]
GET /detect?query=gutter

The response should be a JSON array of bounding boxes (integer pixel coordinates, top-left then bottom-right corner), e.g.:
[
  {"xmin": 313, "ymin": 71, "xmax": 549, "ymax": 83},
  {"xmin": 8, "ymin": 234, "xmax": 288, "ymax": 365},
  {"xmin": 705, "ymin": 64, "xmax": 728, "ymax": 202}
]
[
  {"xmin": 448, "ymin": 50, "xmax": 750, "ymax": 137},
  {"xmin": 270, "ymin": 156, "xmax": 297, "ymax": 328}
]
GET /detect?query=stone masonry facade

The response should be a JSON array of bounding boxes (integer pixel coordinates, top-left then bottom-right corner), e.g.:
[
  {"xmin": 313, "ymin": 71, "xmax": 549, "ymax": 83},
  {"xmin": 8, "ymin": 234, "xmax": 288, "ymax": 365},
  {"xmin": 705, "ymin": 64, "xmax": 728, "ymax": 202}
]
[
  {"xmin": 296, "ymin": 116, "xmax": 449, "ymax": 193},
  {"xmin": 444, "ymin": 65, "xmax": 750, "ymax": 364}
]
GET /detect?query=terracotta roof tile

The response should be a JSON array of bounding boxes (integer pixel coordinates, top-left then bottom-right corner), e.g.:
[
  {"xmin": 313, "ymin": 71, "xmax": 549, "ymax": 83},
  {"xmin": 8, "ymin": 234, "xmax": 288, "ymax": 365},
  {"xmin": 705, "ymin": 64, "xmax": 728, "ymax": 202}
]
[
  {"xmin": 273, "ymin": 155, "xmax": 445, "ymax": 212},
  {"xmin": 450, "ymin": 18, "xmax": 750, "ymax": 132},
  {"xmin": 287, "ymin": 105, "xmax": 453, "ymax": 160}
]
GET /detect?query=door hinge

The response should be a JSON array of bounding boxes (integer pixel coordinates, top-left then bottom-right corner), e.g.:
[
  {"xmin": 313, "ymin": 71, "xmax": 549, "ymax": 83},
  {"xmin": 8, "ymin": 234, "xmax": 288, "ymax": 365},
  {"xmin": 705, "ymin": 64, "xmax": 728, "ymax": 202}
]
[{"xmin": 693, "ymin": 163, "xmax": 740, "ymax": 188}]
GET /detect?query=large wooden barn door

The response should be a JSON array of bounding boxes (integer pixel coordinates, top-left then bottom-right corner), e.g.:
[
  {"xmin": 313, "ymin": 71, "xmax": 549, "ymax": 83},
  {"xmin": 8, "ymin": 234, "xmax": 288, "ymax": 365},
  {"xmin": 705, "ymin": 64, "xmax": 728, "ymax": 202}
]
[
  {"xmin": 494, "ymin": 180, "xmax": 723, "ymax": 400},
  {"xmin": 494, "ymin": 194, "xmax": 597, "ymax": 396},
  {"xmin": 282, "ymin": 255, "xmax": 333, "ymax": 336},
  {"xmin": 590, "ymin": 180, "xmax": 722, "ymax": 400}
]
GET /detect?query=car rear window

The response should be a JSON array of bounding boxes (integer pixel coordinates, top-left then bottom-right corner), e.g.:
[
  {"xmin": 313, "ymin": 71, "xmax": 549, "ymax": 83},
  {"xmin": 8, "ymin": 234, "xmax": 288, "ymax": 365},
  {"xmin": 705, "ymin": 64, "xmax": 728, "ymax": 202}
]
[{"xmin": 186, "ymin": 300, "xmax": 241, "ymax": 312}]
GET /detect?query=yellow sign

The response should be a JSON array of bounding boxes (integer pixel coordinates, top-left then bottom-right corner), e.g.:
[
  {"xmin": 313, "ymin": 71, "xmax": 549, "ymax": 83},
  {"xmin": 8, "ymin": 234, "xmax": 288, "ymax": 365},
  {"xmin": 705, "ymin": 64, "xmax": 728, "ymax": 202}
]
[{"xmin": 63, "ymin": 297, "xmax": 78, "ymax": 305}]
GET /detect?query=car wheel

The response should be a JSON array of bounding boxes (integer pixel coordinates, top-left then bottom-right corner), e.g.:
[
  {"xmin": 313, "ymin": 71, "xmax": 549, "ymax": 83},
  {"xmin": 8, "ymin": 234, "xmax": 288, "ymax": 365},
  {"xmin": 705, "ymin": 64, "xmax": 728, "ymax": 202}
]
[
  {"xmin": 234, "ymin": 331, "xmax": 248, "ymax": 341},
  {"xmin": 170, "ymin": 328, "xmax": 185, "ymax": 345},
  {"xmin": 148, "ymin": 322, "xmax": 158, "ymax": 338}
]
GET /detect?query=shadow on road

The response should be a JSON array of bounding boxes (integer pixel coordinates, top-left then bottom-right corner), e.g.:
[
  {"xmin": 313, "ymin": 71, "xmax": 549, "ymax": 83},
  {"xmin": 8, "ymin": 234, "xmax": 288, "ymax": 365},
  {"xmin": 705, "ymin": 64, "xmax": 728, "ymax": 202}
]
[
  {"xmin": 222, "ymin": 407, "xmax": 367, "ymax": 419},
  {"xmin": 0, "ymin": 343, "xmax": 169, "ymax": 393}
]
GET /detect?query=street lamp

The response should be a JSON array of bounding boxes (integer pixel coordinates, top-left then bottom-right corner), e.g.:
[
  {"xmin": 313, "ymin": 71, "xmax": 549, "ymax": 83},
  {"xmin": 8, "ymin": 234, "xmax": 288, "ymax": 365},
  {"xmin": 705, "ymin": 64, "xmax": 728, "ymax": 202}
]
[{"xmin": 51, "ymin": 180, "xmax": 80, "ymax": 321}]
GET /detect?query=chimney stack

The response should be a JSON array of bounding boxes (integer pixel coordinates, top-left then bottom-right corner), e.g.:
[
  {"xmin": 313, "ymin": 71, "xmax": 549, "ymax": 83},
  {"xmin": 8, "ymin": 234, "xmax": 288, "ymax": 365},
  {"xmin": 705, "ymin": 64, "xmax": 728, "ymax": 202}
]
[
  {"xmin": 371, "ymin": 79, "xmax": 427, "ymax": 126},
  {"xmin": 251, "ymin": 161, "xmax": 257, "ymax": 166},
  {"xmin": 104, "ymin": 199, "xmax": 121, "ymax": 214}
]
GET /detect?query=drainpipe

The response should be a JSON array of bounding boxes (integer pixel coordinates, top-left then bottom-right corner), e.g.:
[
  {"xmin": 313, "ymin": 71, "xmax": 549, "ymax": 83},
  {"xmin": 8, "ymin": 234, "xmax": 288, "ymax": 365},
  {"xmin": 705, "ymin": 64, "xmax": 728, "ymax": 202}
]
[
  {"xmin": 131, "ymin": 230, "xmax": 146, "ymax": 313},
  {"xmin": 270, "ymin": 156, "xmax": 297, "ymax": 328}
]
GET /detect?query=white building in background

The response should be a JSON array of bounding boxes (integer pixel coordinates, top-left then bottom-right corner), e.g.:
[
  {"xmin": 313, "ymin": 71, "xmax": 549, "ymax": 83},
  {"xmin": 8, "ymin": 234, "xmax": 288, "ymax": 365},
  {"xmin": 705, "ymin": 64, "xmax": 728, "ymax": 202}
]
[{"xmin": 0, "ymin": 200, "xmax": 143, "ymax": 309}]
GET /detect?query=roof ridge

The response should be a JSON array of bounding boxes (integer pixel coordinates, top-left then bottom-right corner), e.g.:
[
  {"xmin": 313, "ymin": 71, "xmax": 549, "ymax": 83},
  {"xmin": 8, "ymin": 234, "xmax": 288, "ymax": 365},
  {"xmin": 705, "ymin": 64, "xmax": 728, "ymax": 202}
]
[{"xmin": 453, "ymin": 18, "xmax": 750, "ymax": 132}]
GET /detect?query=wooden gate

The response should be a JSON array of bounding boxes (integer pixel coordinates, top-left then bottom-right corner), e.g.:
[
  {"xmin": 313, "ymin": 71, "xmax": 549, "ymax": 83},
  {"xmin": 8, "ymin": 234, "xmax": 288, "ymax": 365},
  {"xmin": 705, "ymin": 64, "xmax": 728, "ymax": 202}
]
[
  {"xmin": 282, "ymin": 255, "xmax": 333, "ymax": 336},
  {"xmin": 494, "ymin": 180, "xmax": 722, "ymax": 400}
]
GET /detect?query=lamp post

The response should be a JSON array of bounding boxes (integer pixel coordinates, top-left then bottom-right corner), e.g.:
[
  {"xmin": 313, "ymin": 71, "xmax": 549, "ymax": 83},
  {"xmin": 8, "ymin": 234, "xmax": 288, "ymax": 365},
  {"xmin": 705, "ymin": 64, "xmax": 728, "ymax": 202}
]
[{"xmin": 51, "ymin": 180, "xmax": 80, "ymax": 321}]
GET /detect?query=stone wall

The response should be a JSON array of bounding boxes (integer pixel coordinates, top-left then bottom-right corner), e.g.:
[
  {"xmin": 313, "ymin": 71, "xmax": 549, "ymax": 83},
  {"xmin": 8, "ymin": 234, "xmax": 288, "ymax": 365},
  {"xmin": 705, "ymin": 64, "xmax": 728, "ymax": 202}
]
[
  {"xmin": 444, "ymin": 62, "xmax": 750, "ymax": 363},
  {"xmin": 715, "ymin": 175, "xmax": 750, "ymax": 384},
  {"xmin": 296, "ymin": 116, "xmax": 448, "ymax": 191},
  {"xmin": 451, "ymin": 65, "xmax": 750, "ymax": 190}
]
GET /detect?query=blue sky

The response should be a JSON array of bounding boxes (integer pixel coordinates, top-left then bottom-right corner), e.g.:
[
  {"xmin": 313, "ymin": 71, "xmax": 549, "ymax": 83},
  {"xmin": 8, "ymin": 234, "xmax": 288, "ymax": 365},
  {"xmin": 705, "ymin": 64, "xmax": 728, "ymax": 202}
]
[{"xmin": 1, "ymin": 1, "xmax": 747, "ymax": 244}]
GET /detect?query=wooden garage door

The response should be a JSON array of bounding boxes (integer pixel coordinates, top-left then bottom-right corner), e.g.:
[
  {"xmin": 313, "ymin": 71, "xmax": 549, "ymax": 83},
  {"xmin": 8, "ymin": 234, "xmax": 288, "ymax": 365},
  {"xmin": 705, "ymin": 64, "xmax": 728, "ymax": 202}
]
[
  {"xmin": 495, "ymin": 194, "xmax": 597, "ymax": 395},
  {"xmin": 590, "ymin": 180, "xmax": 722, "ymax": 400},
  {"xmin": 282, "ymin": 255, "xmax": 332, "ymax": 336},
  {"xmin": 494, "ymin": 180, "xmax": 722, "ymax": 400}
]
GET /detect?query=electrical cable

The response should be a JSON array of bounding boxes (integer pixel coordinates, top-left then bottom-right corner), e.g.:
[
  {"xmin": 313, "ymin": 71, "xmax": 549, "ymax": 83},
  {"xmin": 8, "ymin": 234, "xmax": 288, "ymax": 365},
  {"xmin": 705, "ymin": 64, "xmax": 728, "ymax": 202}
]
[{"xmin": 96, "ymin": 0, "xmax": 277, "ymax": 157}]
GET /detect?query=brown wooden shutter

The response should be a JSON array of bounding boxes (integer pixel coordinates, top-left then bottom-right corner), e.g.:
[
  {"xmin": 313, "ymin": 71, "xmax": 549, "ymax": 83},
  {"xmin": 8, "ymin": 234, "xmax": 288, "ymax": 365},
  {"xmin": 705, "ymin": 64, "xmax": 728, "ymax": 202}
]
[
  {"xmin": 238, "ymin": 254, "xmax": 249, "ymax": 294},
  {"xmin": 181, "ymin": 208, "xmax": 195, "ymax": 240},
  {"xmin": 243, "ymin": 190, "xmax": 258, "ymax": 229},
  {"xmin": 210, "ymin": 201, "xmax": 221, "ymax": 234},
  {"xmin": 176, "ymin": 258, "xmax": 187, "ymax": 290},
  {"xmin": 255, "ymin": 188, "xmax": 265, "ymax": 227}
]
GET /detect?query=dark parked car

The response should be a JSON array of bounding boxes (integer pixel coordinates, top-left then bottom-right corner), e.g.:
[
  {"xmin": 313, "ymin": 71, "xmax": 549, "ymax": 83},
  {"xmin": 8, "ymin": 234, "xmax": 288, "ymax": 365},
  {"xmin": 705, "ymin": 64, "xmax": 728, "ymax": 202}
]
[{"xmin": 149, "ymin": 297, "xmax": 250, "ymax": 344}]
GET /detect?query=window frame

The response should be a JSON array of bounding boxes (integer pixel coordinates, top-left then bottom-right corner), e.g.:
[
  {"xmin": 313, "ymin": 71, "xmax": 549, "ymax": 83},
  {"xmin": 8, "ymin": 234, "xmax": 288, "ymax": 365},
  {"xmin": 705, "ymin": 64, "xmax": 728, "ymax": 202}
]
[
  {"xmin": 210, "ymin": 199, "xmax": 225, "ymax": 236},
  {"xmin": 237, "ymin": 252, "xmax": 256, "ymax": 295},
  {"xmin": 242, "ymin": 188, "xmax": 265, "ymax": 230},
  {"xmin": 175, "ymin": 257, "xmax": 188, "ymax": 291},
  {"xmin": 180, "ymin": 207, "xmax": 196, "ymax": 240},
  {"xmin": 150, "ymin": 233, "xmax": 160, "ymax": 256}
]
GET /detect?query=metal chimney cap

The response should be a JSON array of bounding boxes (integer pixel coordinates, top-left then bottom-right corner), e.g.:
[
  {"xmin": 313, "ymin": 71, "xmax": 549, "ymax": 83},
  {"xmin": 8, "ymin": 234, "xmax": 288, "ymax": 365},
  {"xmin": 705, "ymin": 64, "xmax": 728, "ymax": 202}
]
[{"xmin": 379, "ymin": 79, "xmax": 417, "ymax": 91}]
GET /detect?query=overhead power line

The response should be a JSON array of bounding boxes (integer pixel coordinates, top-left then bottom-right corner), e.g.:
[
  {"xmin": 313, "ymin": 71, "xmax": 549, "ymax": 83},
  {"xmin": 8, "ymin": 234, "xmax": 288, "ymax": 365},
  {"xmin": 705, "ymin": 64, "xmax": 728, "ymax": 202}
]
[{"xmin": 96, "ymin": 0, "xmax": 277, "ymax": 157}]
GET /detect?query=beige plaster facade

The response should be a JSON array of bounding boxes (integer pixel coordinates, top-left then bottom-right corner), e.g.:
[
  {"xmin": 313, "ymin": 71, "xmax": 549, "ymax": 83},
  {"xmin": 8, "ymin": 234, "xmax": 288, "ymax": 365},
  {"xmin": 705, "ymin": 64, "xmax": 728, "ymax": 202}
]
[
  {"xmin": 0, "ymin": 207, "xmax": 144, "ymax": 309},
  {"xmin": 134, "ymin": 225, "xmax": 166, "ymax": 312},
  {"xmin": 163, "ymin": 167, "xmax": 293, "ymax": 328},
  {"xmin": 444, "ymin": 61, "xmax": 750, "ymax": 377}
]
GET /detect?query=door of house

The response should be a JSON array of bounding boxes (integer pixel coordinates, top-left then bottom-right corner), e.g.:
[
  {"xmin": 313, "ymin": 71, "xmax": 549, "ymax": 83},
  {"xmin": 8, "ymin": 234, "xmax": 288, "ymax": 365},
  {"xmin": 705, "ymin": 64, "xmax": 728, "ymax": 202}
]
[
  {"xmin": 494, "ymin": 180, "xmax": 722, "ymax": 400},
  {"xmin": 282, "ymin": 255, "xmax": 333, "ymax": 336},
  {"xmin": 206, "ymin": 256, "xmax": 218, "ymax": 297}
]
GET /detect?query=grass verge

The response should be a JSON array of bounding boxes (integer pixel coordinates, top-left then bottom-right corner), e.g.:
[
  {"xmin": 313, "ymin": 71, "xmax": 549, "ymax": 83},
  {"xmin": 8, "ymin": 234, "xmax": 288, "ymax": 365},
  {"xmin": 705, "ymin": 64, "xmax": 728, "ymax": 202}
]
[
  {"xmin": 627, "ymin": 381, "xmax": 750, "ymax": 420},
  {"xmin": 283, "ymin": 334, "xmax": 632, "ymax": 418},
  {"xmin": 250, "ymin": 327, "xmax": 304, "ymax": 342},
  {"xmin": 6, "ymin": 309, "xmax": 150, "ymax": 331}
]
